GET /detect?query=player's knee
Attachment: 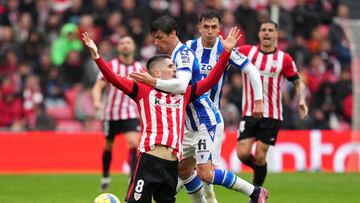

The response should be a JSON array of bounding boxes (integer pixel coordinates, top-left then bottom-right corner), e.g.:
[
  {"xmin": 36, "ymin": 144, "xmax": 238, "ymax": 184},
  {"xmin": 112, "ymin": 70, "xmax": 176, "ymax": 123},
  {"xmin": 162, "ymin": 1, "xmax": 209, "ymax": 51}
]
[
  {"xmin": 178, "ymin": 163, "xmax": 193, "ymax": 180},
  {"xmin": 236, "ymin": 147, "xmax": 250, "ymax": 161},
  {"xmin": 196, "ymin": 168, "xmax": 214, "ymax": 183},
  {"xmin": 254, "ymin": 154, "xmax": 267, "ymax": 165},
  {"xmin": 105, "ymin": 140, "xmax": 114, "ymax": 150},
  {"xmin": 125, "ymin": 132, "xmax": 139, "ymax": 148},
  {"xmin": 127, "ymin": 139, "xmax": 138, "ymax": 148}
]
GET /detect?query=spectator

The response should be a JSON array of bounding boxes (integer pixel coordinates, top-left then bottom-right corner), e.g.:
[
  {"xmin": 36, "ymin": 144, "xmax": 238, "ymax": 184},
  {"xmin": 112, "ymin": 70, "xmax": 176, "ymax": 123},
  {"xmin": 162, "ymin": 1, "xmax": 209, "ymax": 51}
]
[
  {"xmin": 13, "ymin": 12, "xmax": 33, "ymax": 43},
  {"xmin": 78, "ymin": 14, "xmax": 102, "ymax": 44},
  {"xmin": 0, "ymin": 49, "xmax": 18, "ymax": 76},
  {"xmin": 227, "ymin": 71, "xmax": 243, "ymax": 115},
  {"xmin": 291, "ymin": 0, "xmax": 319, "ymax": 39},
  {"xmin": 0, "ymin": 26, "xmax": 20, "ymax": 61},
  {"xmin": 177, "ymin": 0, "xmax": 198, "ymax": 41},
  {"xmin": 234, "ymin": 0, "xmax": 259, "ymax": 44},
  {"xmin": 50, "ymin": 23, "xmax": 83, "ymax": 66},
  {"xmin": 0, "ymin": 81, "xmax": 24, "ymax": 130},
  {"xmin": 62, "ymin": 0, "xmax": 87, "ymax": 24},
  {"xmin": 44, "ymin": 67, "xmax": 67, "ymax": 108},
  {"xmin": 333, "ymin": 67, "xmax": 352, "ymax": 118},
  {"xmin": 22, "ymin": 30, "xmax": 45, "ymax": 62},
  {"xmin": 23, "ymin": 74, "xmax": 44, "ymax": 129},
  {"xmin": 61, "ymin": 50, "xmax": 84, "ymax": 86},
  {"xmin": 286, "ymin": 34, "xmax": 312, "ymax": 68},
  {"xmin": 89, "ymin": 0, "xmax": 111, "ymax": 31},
  {"xmin": 101, "ymin": 11, "xmax": 122, "ymax": 39},
  {"xmin": 0, "ymin": 0, "xmax": 21, "ymax": 27},
  {"xmin": 329, "ymin": 4, "xmax": 351, "ymax": 65},
  {"xmin": 32, "ymin": 0, "xmax": 52, "ymax": 33}
]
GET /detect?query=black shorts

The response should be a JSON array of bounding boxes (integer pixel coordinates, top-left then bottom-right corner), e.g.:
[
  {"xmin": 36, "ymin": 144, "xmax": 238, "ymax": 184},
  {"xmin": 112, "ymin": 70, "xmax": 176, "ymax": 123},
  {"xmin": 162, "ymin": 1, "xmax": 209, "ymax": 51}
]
[
  {"xmin": 125, "ymin": 152, "xmax": 178, "ymax": 203},
  {"xmin": 104, "ymin": 119, "xmax": 140, "ymax": 141},
  {"xmin": 237, "ymin": 116, "xmax": 282, "ymax": 145}
]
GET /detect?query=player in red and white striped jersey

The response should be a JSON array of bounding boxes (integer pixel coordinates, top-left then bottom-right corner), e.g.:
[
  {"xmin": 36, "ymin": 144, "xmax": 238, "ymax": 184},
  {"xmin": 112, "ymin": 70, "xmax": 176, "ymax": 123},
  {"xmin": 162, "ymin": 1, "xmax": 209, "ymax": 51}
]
[
  {"xmin": 84, "ymin": 28, "xmax": 267, "ymax": 203},
  {"xmin": 236, "ymin": 21, "xmax": 308, "ymax": 189},
  {"xmin": 92, "ymin": 36, "xmax": 143, "ymax": 191}
]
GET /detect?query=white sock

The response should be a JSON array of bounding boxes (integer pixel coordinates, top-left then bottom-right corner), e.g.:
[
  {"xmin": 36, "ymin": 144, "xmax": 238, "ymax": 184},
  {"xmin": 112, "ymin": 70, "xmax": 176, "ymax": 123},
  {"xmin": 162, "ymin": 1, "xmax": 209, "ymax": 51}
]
[
  {"xmin": 231, "ymin": 177, "xmax": 255, "ymax": 196},
  {"xmin": 176, "ymin": 177, "xmax": 184, "ymax": 193},
  {"xmin": 101, "ymin": 177, "xmax": 111, "ymax": 184},
  {"xmin": 182, "ymin": 171, "xmax": 207, "ymax": 203},
  {"xmin": 202, "ymin": 181, "xmax": 215, "ymax": 198},
  {"xmin": 188, "ymin": 187, "xmax": 206, "ymax": 203}
]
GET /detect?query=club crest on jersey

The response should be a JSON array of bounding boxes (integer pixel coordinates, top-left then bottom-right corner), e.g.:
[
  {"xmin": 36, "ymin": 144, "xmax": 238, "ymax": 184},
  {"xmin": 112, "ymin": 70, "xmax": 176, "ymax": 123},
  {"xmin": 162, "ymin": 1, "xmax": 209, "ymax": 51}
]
[
  {"xmin": 270, "ymin": 61, "xmax": 277, "ymax": 73},
  {"xmin": 134, "ymin": 192, "xmax": 141, "ymax": 201}
]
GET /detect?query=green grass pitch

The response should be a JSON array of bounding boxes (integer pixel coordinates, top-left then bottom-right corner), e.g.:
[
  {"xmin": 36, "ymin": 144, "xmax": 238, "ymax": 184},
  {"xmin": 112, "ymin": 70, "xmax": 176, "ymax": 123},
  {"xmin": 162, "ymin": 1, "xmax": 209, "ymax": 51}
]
[{"xmin": 0, "ymin": 173, "xmax": 359, "ymax": 203}]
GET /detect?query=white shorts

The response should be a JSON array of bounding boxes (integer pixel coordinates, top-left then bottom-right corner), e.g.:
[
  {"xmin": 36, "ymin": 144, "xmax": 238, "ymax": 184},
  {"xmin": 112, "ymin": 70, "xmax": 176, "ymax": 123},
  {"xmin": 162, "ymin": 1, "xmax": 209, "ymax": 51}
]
[{"xmin": 182, "ymin": 122, "xmax": 224, "ymax": 165}]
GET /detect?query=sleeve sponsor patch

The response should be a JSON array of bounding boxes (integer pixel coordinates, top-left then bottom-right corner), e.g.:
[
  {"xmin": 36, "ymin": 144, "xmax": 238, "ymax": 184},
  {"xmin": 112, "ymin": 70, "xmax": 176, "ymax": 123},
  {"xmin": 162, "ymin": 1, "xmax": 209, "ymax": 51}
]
[{"xmin": 180, "ymin": 50, "xmax": 190, "ymax": 66}]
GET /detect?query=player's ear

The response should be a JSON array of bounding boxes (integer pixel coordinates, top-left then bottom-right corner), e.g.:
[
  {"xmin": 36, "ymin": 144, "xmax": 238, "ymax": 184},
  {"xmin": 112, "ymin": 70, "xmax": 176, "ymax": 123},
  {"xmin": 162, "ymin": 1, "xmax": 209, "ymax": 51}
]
[{"xmin": 170, "ymin": 30, "xmax": 177, "ymax": 37}]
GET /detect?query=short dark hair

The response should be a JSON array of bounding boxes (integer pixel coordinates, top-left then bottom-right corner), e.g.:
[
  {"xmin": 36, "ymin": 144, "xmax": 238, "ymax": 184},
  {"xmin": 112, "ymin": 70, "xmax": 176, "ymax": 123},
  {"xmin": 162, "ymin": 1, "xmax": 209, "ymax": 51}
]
[
  {"xmin": 146, "ymin": 54, "xmax": 171, "ymax": 72},
  {"xmin": 150, "ymin": 15, "xmax": 178, "ymax": 35},
  {"xmin": 199, "ymin": 9, "xmax": 222, "ymax": 24},
  {"xmin": 260, "ymin": 20, "xmax": 278, "ymax": 30}
]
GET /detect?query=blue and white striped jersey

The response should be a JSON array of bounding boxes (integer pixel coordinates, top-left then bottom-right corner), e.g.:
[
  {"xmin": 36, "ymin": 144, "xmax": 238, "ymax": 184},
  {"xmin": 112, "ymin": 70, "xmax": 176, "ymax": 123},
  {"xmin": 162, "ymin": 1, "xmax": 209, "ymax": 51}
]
[
  {"xmin": 171, "ymin": 42, "xmax": 222, "ymax": 131},
  {"xmin": 186, "ymin": 37, "xmax": 250, "ymax": 109}
]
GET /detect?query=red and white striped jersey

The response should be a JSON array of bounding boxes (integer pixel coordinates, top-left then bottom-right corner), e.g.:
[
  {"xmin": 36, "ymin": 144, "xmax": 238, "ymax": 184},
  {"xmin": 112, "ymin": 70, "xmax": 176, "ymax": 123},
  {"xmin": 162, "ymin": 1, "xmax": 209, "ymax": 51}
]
[
  {"xmin": 136, "ymin": 85, "xmax": 189, "ymax": 160},
  {"xmin": 239, "ymin": 45, "xmax": 298, "ymax": 120},
  {"xmin": 97, "ymin": 59, "xmax": 143, "ymax": 121},
  {"xmin": 94, "ymin": 50, "xmax": 231, "ymax": 160}
]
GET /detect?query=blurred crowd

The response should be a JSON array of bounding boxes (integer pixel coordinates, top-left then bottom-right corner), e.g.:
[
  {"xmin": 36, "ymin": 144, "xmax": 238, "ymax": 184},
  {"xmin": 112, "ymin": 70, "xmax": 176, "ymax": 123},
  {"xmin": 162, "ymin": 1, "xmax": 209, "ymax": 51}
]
[{"xmin": 0, "ymin": 0, "xmax": 353, "ymax": 131}]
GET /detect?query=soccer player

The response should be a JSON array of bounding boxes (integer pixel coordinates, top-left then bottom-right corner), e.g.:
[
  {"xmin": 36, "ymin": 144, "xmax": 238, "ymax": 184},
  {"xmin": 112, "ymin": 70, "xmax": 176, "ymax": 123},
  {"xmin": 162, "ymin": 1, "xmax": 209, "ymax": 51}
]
[
  {"xmin": 185, "ymin": 9, "xmax": 264, "ymax": 202},
  {"xmin": 130, "ymin": 16, "xmax": 268, "ymax": 203},
  {"xmin": 236, "ymin": 20, "xmax": 308, "ymax": 190},
  {"xmin": 92, "ymin": 36, "xmax": 142, "ymax": 191},
  {"xmin": 83, "ymin": 28, "xmax": 268, "ymax": 203}
]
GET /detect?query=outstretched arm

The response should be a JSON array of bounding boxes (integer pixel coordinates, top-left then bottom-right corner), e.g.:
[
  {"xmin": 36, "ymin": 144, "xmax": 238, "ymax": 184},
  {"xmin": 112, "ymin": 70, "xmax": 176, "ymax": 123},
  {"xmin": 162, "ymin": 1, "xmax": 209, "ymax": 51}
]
[
  {"xmin": 192, "ymin": 27, "xmax": 241, "ymax": 100},
  {"xmin": 130, "ymin": 69, "xmax": 191, "ymax": 94},
  {"xmin": 155, "ymin": 71, "xmax": 191, "ymax": 94},
  {"xmin": 82, "ymin": 32, "xmax": 135, "ymax": 96}
]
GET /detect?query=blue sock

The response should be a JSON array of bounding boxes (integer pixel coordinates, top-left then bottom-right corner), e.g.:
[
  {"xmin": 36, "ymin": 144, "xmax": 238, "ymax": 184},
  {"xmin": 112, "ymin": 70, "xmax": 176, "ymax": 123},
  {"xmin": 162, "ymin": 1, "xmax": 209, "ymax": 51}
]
[
  {"xmin": 212, "ymin": 169, "xmax": 237, "ymax": 189},
  {"xmin": 183, "ymin": 173, "xmax": 203, "ymax": 194}
]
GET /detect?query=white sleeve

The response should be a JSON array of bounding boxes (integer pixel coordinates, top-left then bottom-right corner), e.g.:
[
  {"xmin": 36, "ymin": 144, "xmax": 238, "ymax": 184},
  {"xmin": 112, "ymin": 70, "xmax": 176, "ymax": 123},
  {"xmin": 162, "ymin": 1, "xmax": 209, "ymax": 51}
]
[
  {"xmin": 155, "ymin": 48, "xmax": 194, "ymax": 94},
  {"xmin": 229, "ymin": 48, "xmax": 249, "ymax": 71},
  {"xmin": 242, "ymin": 63, "xmax": 263, "ymax": 101},
  {"xmin": 155, "ymin": 70, "xmax": 192, "ymax": 94}
]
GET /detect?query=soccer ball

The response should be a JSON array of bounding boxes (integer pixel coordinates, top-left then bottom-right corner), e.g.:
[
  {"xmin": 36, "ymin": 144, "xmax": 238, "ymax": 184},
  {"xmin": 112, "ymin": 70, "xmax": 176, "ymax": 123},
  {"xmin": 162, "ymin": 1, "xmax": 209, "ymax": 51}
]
[{"xmin": 94, "ymin": 193, "xmax": 121, "ymax": 203}]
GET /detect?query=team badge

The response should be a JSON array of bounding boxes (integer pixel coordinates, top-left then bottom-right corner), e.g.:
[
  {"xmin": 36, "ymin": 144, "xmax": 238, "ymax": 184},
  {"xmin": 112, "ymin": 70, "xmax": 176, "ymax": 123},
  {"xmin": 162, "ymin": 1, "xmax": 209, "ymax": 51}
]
[{"xmin": 134, "ymin": 192, "xmax": 141, "ymax": 201}]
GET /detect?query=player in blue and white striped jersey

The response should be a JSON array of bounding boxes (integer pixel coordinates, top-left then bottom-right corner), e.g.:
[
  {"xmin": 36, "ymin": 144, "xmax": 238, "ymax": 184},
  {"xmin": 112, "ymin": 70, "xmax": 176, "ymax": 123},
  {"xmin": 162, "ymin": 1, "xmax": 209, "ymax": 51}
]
[
  {"xmin": 130, "ymin": 15, "xmax": 268, "ymax": 203},
  {"xmin": 186, "ymin": 11, "xmax": 263, "ymax": 112},
  {"xmin": 185, "ymin": 9, "xmax": 265, "ymax": 203}
]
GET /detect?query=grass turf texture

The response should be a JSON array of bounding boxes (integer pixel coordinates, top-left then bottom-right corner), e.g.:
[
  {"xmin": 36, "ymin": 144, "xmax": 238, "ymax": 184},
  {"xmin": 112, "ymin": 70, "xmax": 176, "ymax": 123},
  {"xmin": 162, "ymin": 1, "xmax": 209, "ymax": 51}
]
[{"xmin": 0, "ymin": 173, "xmax": 359, "ymax": 203}]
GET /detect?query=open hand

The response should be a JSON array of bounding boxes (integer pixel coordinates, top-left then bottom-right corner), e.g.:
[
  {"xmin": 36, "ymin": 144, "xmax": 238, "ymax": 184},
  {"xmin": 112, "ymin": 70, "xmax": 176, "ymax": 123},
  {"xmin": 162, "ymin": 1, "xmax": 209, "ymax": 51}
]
[
  {"xmin": 219, "ymin": 27, "xmax": 241, "ymax": 52},
  {"xmin": 82, "ymin": 32, "xmax": 99, "ymax": 59},
  {"xmin": 129, "ymin": 70, "xmax": 157, "ymax": 87}
]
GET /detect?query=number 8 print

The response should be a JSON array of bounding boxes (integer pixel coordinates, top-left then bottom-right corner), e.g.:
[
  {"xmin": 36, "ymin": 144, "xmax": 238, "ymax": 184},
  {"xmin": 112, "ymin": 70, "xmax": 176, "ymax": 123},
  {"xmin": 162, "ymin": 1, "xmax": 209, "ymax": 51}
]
[{"xmin": 135, "ymin": 179, "xmax": 144, "ymax": 193}]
